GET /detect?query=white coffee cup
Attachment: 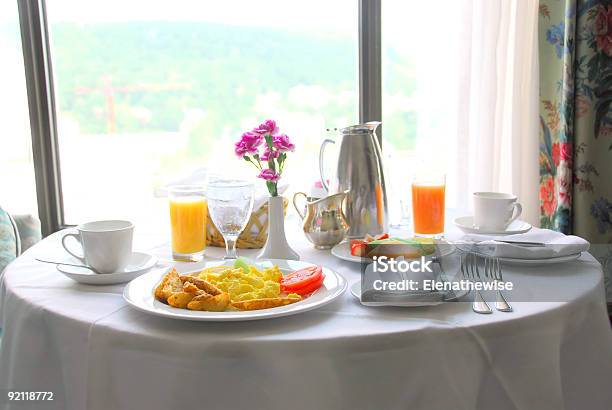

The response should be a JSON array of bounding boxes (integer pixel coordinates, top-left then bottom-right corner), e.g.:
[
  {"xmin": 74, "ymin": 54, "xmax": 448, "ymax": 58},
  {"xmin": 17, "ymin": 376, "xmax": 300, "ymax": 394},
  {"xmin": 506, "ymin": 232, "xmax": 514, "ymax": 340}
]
[
  {"xmin": 62, "ymin": 220, "xmax": 134, "ymax": 274},
  {"xmin": 473, "ymin": 192, "xmax": 522, "ymax": 231}
]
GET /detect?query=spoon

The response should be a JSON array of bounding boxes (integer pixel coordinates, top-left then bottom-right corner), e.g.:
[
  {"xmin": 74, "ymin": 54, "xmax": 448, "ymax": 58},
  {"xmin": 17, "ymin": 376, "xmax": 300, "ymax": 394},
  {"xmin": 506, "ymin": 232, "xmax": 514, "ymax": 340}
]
[{"xmin": 35, "ymin": 257, "xmax": 103, "ymax": 274}]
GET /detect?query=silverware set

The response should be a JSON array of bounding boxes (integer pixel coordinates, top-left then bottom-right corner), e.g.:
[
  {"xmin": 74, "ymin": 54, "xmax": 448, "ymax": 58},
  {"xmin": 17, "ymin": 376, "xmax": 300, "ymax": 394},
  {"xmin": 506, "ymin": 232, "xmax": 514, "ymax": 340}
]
[{"xmin": 460, "ymin": 253, "xmax": 513, "ymax": 314}]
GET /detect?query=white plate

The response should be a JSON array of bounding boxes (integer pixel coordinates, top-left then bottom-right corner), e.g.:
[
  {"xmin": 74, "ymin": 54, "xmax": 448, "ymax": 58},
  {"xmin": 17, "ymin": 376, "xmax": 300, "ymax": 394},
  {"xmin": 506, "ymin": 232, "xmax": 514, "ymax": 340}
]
[
  {"xmin": 123, "ymin": 259, "xmax": 347, "ymax": 321},
  {"xmin": 350, "ymin": 280, "xmax": 468, "ymax": 307},
  {"xmin": 331, "ymin": 239, "xmax": 455, "ymax": 264},
  {"xmin": 57, "ymin": 252, "xmax": 158, "ymax": 285},
  {"xmin": 499, "ymin": 252, "xmax": 582, "ymax": 266},
  {"xmin": 454, "ymin": 216, "xmax": 532, "ymax": 235},
  {"xmin": 331, "ymin": 241, "xmax": 362, "ymax": 263}
]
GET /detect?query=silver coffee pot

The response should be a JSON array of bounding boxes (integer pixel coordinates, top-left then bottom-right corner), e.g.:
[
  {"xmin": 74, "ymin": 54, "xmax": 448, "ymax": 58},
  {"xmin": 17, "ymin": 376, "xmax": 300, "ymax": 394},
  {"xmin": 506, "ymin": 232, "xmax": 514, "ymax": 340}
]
[{"xmin": 319, "ymin": 122, "xmax": 388, "ymax": 238}]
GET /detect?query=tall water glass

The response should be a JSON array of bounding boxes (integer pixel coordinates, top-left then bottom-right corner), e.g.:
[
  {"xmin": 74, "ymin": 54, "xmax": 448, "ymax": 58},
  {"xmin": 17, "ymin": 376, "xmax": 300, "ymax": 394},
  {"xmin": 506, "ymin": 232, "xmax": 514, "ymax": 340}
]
[{"xmin": 207, "ymin": 178, "xmax": 254, "ymax": 259}]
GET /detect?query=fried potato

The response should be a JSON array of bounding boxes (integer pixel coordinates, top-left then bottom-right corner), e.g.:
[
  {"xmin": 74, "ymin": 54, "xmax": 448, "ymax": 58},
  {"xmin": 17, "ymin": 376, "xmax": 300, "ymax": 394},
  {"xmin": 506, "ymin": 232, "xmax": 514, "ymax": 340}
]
[
  {"xmin": 154, "ymin": 269, "xmax": 183, "ymax": 302},
  {"xmin": 167, "ymin": 291, "xmax": 198, "ymax": 308},
  {"xmin": 231, "ymin": 296, "xmax": 301, "ymax": 311},
  {"xmin": 182, "ymin": 281, "xmax": 200, "ymax": 294},
  {"xmin": 180, "ymin": 275, "xmax": 223, "ymax": 295},
  {"xmin": 187, "ymin": 292, "xmax": 230, "ymax": 312},
  {"xmin": 155, "ymin": 270, "xmax": 233, "ymax": 311}
]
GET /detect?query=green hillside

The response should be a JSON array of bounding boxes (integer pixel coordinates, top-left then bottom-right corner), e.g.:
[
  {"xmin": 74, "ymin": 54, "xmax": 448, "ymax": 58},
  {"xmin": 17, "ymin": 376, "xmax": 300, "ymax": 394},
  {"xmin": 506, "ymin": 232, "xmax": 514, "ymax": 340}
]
[{"xmin": 50, "ymin": 21, "xmax": 416, "ymax": 150}]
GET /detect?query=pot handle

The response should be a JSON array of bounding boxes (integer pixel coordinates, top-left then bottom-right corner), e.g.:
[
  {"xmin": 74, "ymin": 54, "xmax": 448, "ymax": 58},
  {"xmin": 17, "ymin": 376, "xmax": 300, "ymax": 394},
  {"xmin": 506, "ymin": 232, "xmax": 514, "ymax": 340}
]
[
  {"xmin": 318, "ymin": 138, "xmax": 335, "ymax": 192},
  {"xmin": 292, "ymin": 192, "xmax": 308, "ymax": 220}
]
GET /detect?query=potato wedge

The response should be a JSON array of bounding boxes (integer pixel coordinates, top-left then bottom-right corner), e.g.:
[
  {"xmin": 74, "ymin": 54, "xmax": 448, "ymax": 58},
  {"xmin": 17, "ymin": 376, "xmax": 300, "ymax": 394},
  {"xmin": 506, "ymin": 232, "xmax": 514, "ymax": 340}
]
[
  {"xmin": 167, "ymin": 292, "xmax": 197, "ymax": 309},
  {"xmin": 187, "ymin": 292, "xmax": 230, "ymax": 312},
  {"xmin": 180, "ymin": 275, "xmax": 223, "ymax": 296},
  {"xmin": 231, "ymin": 296, "xmax": 301, "ymax": 311},
  {"xmin": 182, "ymin": 281, "xmax": 200, "ymax": 294},
  {"xmin": 154, "ymin": 269, "xmax": 183, "ymax": 302}
]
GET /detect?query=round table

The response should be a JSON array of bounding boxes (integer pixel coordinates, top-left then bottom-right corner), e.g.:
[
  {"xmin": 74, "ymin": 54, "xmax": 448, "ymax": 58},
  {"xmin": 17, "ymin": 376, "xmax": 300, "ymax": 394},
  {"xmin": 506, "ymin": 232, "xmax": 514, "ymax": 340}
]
[{"xmin": 1, "ymin": 227, "xmax": 612, "ymax": 410}]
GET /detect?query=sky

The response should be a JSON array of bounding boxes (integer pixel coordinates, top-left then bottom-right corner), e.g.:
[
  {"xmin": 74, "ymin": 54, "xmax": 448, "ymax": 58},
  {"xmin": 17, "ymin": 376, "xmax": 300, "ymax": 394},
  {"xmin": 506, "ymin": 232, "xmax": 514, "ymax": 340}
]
[
  {"xmin": 44, "ymin": 0, "xmax": 357, "ymax": 33},
  {"xmin": 0, "ymin": 0, "xmax": 447, "ymax": 47}
]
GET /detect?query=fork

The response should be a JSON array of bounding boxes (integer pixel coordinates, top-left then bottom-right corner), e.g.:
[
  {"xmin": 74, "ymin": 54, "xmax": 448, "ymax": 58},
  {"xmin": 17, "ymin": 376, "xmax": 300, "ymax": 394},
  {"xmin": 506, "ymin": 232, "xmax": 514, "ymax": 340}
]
[
  {"xmin": 484, "ymin": 257, "xmax": 513, "ymax": 312},
  {"xmin": 460, "ymin": 253, "xmax": 492, "ymax": 314}
]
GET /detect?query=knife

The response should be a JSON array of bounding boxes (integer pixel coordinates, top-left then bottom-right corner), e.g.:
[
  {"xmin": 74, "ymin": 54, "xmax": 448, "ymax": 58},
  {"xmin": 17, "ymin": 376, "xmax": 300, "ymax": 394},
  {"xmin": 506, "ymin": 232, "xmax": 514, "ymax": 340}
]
[{"xmin": 493, "ymin": 240, "xmax": 546, "ymax": 247}]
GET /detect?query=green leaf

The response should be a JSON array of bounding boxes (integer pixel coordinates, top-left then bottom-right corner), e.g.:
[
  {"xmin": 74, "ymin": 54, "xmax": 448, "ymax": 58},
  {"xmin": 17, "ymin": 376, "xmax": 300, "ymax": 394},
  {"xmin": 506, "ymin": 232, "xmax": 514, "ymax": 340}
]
[
  {"xmin": 234, "ymin": 258, "xmax": 250, "ymax": 274},
  {"xmin": 264, "ymin": 134, "xmax": 274, "ymax": 149},
  {"xmin": 265, "ymin": 180, "xmax": 278, "ymax": 197}
]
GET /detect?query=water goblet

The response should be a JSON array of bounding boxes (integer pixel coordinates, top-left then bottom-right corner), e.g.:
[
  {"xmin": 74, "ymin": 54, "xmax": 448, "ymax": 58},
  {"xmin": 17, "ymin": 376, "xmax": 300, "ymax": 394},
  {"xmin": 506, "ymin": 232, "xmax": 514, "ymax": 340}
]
[{"xmin": 207, "ymin": 178, "xmax": 254, "ymax": 259}]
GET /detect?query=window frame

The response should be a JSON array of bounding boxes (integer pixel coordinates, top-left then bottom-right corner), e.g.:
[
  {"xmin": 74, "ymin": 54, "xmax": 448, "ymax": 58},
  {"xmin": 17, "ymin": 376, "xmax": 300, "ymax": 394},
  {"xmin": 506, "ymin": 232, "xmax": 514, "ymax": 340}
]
[
  {"xmin": 17, "ymin": 0, "xmax": 382, "ymax": 235},
  {"xmin": 17, "ymin": 0, "xmax": 64, "ymax": 236}
]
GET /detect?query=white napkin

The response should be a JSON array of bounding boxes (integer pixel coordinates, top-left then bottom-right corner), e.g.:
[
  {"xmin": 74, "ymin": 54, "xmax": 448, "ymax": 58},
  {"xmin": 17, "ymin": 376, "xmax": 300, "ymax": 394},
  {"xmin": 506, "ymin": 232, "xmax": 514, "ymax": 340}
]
[{"xmin": 463, "ymin": 227, "xmax": 590, "ymax": 259}]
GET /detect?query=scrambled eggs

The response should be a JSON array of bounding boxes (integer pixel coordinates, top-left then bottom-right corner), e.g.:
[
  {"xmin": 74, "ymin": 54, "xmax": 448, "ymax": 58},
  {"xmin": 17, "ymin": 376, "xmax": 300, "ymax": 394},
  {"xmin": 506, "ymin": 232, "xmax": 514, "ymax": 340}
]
[{"xmin": 198, "ymin": 264, "xmax": 283, "ymax": 302}]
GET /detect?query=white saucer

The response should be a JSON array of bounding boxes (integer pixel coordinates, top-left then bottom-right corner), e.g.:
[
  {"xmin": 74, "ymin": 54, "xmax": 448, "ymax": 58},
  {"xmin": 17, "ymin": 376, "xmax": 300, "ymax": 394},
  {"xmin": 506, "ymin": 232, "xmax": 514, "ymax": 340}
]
[
  {"xmin": 57, "ymin": 252, "xmax": 158, "ymax": 285},
  {"xmin": 454, "ymin": 216, "xmax": 532, "ymax": 235}
]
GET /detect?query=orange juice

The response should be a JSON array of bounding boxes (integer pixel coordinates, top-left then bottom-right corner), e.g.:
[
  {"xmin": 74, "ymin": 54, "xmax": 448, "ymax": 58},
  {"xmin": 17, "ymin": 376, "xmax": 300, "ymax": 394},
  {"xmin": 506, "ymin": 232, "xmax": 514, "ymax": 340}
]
[
  {"xmin": 169, "ymin": 197, "xmax": 207, "ymax": 255},
  {"xmin": 412, "ymin": 183, "xmax": 445, "ymax": 235}
]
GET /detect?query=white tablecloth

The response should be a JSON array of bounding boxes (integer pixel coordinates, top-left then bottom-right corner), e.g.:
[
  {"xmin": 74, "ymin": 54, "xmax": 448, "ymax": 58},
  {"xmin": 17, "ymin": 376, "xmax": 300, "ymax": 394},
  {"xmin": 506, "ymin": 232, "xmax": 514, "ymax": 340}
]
[{"xmin": 1, "ymin": 225, "xmax": 612, "ymax": 410}]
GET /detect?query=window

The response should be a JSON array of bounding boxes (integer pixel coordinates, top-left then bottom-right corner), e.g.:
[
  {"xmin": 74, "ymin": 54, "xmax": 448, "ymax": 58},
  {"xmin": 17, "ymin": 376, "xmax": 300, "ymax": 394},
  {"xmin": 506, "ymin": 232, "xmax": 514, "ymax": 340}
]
[
  {"xmin": 15, "ymin": 1, "xmax": 542, "ymax": 234},
  {"xmin": 46, "ymin": 0, "xmax": 358, "ymax": 233},
  {"xmin": 0, "ymin": 1, "xmax": 38, "ymax": 217},
  {"xmin": 382, "ymin": 1, "xmax": 463, "ymax": 218}
]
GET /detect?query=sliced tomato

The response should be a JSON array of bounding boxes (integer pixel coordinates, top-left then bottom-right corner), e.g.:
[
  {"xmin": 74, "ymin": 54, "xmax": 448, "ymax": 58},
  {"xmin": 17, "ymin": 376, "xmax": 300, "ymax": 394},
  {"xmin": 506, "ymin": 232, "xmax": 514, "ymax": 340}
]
[
  {"xmin": 350, "ymin": 239, "xmax": 367, "ymax": 257},
  {"xmin": 280, "ymin": 266, "xmax": 322, "ymax": 291},
  {"xmin": 372, "ymin": 233, "xmax": 389, "ymax": 241},
  {"xmin": 361, "ymin": 233, "xmax": 388, "ymax": 244},
  {"xmin": 290, "ymin": 273, "xmax": 325, "ymax": 296}
]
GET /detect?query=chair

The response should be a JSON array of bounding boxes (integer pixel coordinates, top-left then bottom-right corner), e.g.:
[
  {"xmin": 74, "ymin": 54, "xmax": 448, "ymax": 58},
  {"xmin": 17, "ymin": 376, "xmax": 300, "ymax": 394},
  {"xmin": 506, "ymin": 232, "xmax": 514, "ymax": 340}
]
[{"xmin": 0, "ymin": 206, "xmax": 41, "ymax": 273}]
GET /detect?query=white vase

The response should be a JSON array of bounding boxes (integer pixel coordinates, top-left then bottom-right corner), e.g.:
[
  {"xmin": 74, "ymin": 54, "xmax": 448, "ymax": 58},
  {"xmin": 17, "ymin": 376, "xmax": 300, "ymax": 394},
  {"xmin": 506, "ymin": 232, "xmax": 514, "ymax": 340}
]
[{"xmin": 258, "ymin": 196, "xmax": 300, "ymax": 261}]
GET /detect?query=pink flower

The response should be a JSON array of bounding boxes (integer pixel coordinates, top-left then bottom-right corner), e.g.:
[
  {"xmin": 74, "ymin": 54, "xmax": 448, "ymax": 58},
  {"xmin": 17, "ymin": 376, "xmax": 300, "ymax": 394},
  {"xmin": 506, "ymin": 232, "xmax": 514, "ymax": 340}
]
[
  {"xmin": 234, "ymin": 141, "xmax": 249, "ymax": 157},
  {"xmin": 595, "ymin": 5, "xmax": 612, "ymax": 56},
  {"xmin": 258, "ymin": 169, "xmax": 280, "ymax": 182},
  {"xmin": 272, "ymin": 134, "xmax": 295, "ymax": 152},
  {"xmin": 260, "ymin": 147, "xmax": 279, "ymax": 161},
  {"xmin": 253, "ymin": 119, "xmax": 279, "ymax": 136},
  {"xmin": 234, "ymin": 131, "xmax": 263, "ymax": 157}
]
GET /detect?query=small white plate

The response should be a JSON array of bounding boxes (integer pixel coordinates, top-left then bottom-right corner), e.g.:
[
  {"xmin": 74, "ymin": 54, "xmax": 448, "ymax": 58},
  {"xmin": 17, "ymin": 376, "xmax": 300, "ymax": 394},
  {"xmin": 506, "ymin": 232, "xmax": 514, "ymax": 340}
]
[
  {"xmin": 331, "ymin": 239, "xmax": 455, "ymax": 264},
  {"xmin": 331, "ymin": 241, "xmax": 362, "ymax": 263},
  {"xmin": 499, "ymin": 252, "xmax": 581, "ymax": 266},
  {"xmin": 123, "ymin": 259, "xmax": 347, "ymax": 322},
  {"xmin": 57, "ymin": 252, "xmax": 158, "ymax": 285},
  {"xmin": 454, "ymin": 216, "xmax": 532, "ymax": 235},
  {"xmin": 350, "ymin": 280, "xmax": 468, "ymax": 307}
]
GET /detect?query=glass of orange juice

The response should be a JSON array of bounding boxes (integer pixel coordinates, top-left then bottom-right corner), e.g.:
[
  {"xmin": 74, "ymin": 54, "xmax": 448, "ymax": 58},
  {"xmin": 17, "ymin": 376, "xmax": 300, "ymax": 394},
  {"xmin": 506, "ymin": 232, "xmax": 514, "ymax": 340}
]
[
  {"xmin": 411, "ymin": 174, "xmax": 446, "ymax": 237},
  {"xmin": 168, "ymin": 185, "xmax": 207, "ymax": 262}
]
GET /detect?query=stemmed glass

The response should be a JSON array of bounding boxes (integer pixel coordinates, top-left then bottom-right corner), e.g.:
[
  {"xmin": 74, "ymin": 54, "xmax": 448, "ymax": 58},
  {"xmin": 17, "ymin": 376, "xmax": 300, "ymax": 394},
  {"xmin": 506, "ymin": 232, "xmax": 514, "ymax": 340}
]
[{"xmin": 207, "ymin": 178, "xmax": 254, "ymax": 259}]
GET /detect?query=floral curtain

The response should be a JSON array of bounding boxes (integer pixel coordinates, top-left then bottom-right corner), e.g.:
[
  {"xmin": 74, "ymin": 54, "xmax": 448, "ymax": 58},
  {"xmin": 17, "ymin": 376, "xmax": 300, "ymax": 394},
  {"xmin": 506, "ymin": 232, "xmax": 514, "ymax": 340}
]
[{"xmin": 538, "ymin": 0, "xmax": 612, "ymax": 302}]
